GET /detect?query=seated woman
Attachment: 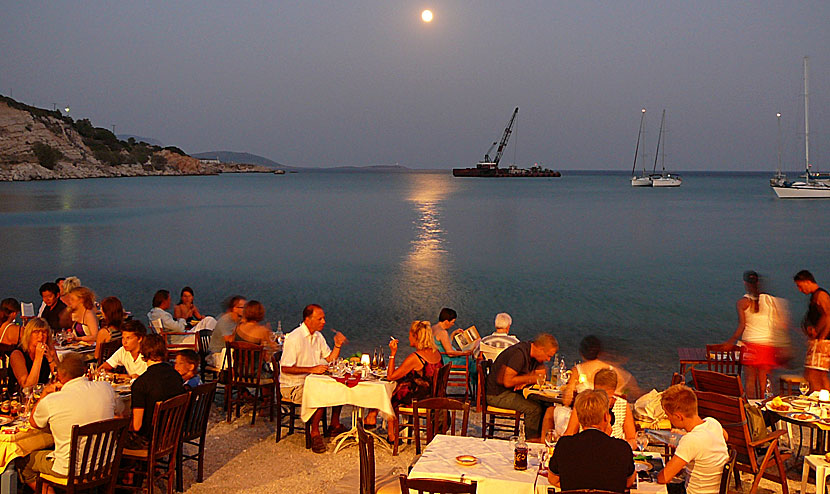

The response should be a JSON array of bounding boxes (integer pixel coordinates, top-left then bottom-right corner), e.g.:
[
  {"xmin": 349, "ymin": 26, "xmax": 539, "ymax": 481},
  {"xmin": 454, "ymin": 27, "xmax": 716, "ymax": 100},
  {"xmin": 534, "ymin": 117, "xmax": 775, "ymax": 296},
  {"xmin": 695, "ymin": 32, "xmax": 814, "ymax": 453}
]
[
  {"xmin": 233, "ymin": 300, "xmax": 276, "ymax": 348},
  {"xmin": 563, "ymin": 368, "xmax": 636, "ymax": 449},
  {"xmin": 432, "ymin": 308, "xmax": 477, "ymax": 375},
  {"xmin": 174, "ymin": 286, "xmax": 204, "ymax": 322},
  {"xmin": 0, "ymin": 298, "xmax": 21, "ymax": 355},
  {"xmin": 96, "ymin": 296, "xmax": 124, "ymax": 362},
  {"xmin": 10, "ymin": 318, "xmax": 58, "ymax": 390},
  {"xmin": 365, "ymin": 320, "xmax": 443, "ymax": 443},
  {"xmin": 59, "ymin": 276, "xmax": 81, "ymax": 307},
  {"xmin": 66, "ymin": 286, "xmax": 99, "ymax": 343}
]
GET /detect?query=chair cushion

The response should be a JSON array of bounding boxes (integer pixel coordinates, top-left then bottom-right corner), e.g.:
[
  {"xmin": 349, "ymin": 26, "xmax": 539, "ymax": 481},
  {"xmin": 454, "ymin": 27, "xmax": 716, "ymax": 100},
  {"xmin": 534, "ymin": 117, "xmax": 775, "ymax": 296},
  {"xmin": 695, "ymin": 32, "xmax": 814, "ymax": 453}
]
[
  {"xmin": 122, "ymin": 448, "xmax": 149, "ymax": 458},
  {"xmin": 486, "ymin": 405, "xmax": 521, "ymax": 415},
  {"xmin": 39, "ymin": 473, "xmax": 68, "ymax": 485}
]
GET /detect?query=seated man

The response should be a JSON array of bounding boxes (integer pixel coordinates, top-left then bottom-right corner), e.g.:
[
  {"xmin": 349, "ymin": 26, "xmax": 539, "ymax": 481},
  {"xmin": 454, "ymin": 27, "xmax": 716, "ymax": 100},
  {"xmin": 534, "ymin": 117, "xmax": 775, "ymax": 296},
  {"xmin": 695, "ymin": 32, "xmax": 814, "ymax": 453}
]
[
  {"xmin": 548, "ymin": 389, "xmax": 635, "ymax": 492},
  {"xmin": 658, "ymin": 384, "xmax": 729, "ymax": 494},
  {"xmin": 98, "ymin": 320, "xmax": 148, "ymax": 378},
  {"xmin": 175, "ymin": 349, "xmax": 202, "ymax": 389},
  {"xmin": 147, "ymin": 290, "xmax": 190, "ymax": 344},
  {"xmin": 207, "ymin": 295, "xmax": 246, "ymax": 368},
  {"xmin": 38, "ymin": 282, "xmax": 67, "ymax": 331},
  {"xmin": 477, "ymin": 312, "xmax": 520, "ymax": 361},
  {"xmin": 280, "ymin": 304, "xmax": 347, "ymax": 454},
  {"xmin": 129, "ymin": 334, "xmax": 186, "ymax": 444},
  {"xmin": 20, "ymin": 353, "xmax": 116, "ymax": 489},
  {"xmin": 486, "ymin": 333, "xmax": 558, "ymax": 441}
]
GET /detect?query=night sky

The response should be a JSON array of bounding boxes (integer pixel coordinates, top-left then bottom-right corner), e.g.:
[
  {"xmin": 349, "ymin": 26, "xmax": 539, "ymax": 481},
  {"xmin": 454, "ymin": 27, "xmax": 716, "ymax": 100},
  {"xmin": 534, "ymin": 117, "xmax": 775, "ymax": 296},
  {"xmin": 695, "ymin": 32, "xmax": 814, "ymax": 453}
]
[{"xmin": 2, "ymin": 1, "xmax": 829, "ymax": 171}]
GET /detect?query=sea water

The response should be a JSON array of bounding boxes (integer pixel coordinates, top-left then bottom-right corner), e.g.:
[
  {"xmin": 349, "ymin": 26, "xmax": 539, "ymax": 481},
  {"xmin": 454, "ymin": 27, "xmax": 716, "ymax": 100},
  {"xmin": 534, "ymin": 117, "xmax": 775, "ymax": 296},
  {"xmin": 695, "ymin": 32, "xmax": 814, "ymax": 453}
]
[{"xmin": 0, "ymin": 170, "xmax": 826, "ymax": 390}]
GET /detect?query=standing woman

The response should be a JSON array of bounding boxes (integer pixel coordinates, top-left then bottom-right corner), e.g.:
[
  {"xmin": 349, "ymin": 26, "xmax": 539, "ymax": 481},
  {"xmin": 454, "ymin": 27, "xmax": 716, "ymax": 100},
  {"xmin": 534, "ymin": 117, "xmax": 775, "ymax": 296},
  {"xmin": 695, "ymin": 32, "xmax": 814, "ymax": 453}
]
[
  {"xmin": 67, "ymin": 286, "xmax": 99, "ymax": 343},
  {"xmin": 722, "ymin": 271, "xmax": 786, "ymax": 398},
  {"xmin": 10, "ymin": 318, "xmax": 58, "ymax": 390},
  {"xmin": 0, "ymin": 298, "xmax": 21, "ymax": 354},
  {"xmin": 174, "ymin": 286, "xmax": 204, "ymax": 321},
  {"xmin": 96, "ymin": 296, "xmax": 124, "ymax": 361}
]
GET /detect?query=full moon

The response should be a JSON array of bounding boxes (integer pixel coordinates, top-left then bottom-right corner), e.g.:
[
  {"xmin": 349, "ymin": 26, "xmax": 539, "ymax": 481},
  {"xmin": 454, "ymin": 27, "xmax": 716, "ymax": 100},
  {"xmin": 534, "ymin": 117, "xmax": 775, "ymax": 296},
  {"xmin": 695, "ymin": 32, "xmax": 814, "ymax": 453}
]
[{"xmin": 421, "ymin": 10, "xmax": 433, "ymax": 22}]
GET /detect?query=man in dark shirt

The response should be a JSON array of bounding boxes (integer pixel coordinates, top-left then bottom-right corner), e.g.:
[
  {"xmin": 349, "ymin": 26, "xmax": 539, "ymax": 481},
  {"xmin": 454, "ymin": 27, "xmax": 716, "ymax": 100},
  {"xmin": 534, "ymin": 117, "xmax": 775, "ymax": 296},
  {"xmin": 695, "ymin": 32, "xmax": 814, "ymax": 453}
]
[
  {"xmin": 795, "ymin": 270, "xmax": 830, "ymax": 391},
  {"xmin": 130, "ymin": 333, "xmax": 185, "ymax": 438},
  {"xmin": 486, "ymin": 333, "xmax": 558, "ymax": 440},
  {"xmin": 548, "ymin": 389, "xmax": 635, "ymax": 493},
  {"xmin": 39, "ymin": 282, "xmax": 67, "ymax": 331}
]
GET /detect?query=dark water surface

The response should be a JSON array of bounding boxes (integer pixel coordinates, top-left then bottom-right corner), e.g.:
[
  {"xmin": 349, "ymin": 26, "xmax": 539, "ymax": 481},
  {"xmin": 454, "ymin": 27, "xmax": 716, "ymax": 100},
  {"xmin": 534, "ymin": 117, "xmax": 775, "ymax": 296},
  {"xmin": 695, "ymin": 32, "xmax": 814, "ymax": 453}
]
[{"xmin": 1, "ymin": 171, "xmax": 827, "ymax": 389}]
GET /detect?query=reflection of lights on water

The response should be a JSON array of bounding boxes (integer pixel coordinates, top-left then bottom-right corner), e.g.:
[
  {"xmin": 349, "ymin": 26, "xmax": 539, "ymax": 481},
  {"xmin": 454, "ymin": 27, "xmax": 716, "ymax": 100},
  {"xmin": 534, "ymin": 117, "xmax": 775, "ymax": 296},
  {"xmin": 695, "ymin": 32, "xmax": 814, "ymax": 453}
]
[{"xmin": 58, "ymin": 224, "xmax": 80, "ymax": 265}]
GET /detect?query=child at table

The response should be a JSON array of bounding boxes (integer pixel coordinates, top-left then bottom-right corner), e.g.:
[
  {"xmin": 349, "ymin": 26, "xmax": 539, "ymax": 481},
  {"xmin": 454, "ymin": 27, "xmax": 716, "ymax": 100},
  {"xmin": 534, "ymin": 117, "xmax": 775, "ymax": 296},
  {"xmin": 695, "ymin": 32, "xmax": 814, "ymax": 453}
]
[
  {"xmin": 658, "ymin": 384, "xmax": 729, "ymax": 494},
  {"xmin": 175, "ymin": 349, "xmax": 202, "ymax": 389}
]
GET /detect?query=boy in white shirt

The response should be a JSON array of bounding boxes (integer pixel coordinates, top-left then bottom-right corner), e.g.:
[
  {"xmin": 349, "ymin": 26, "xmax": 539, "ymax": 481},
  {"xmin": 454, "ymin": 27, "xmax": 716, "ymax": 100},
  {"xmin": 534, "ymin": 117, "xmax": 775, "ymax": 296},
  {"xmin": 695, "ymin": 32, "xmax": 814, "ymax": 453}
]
[{"xmin": 658, "ymin": 384, "xmax": 729, "ymax": 494}]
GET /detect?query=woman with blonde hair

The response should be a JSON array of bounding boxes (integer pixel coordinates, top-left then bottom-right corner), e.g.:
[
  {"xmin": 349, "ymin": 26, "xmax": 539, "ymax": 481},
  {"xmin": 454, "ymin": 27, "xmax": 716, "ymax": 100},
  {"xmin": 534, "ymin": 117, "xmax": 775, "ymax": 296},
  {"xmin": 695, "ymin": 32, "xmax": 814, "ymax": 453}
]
[
  {"xmin": 364, "ymin": 320, "xmax": 443, "ymax": 442},
  {"xmin": 10, "ymin": 318, "xmax": 58, "ymax": 390},
  {"xmin": 67, "ymin": 286, "xmax": 99, "ymax": 343},
  {"xmin": 59, "ymin": 276, "xmax": 81, "ymax": 305}
]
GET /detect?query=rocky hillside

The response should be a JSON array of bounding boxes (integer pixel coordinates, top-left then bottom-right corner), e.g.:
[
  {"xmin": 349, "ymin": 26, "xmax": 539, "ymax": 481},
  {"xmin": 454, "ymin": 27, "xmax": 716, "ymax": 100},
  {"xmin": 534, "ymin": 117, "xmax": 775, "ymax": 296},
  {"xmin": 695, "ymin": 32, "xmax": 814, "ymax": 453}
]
[{"xmin": 0, "ymin": 96, "xmax": 269, "ymax": 181}]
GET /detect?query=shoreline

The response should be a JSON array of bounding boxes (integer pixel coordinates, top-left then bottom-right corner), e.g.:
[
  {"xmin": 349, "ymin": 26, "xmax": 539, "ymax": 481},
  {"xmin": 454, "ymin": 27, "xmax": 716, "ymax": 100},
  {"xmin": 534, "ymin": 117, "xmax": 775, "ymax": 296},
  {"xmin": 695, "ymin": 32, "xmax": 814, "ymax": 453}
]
[{"xmin": 0, "ymin": 162, "xmax": 278, "ymax": 182}]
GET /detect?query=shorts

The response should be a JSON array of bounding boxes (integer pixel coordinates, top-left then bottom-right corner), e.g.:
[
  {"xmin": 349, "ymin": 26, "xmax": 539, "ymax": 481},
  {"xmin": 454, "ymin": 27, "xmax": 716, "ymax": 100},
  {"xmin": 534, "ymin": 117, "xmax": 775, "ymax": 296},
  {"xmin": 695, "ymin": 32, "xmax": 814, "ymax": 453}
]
[
  {"xmin": 805, "ymin": 339, "xmax": 830, "ymax": 371},
  {"xmin": 280, "ymin": 385, "xmax": 304, "ymax": 404},
  {"xmin": 742, "ymin": 341, "xmax": 778, "ymax": 369}
]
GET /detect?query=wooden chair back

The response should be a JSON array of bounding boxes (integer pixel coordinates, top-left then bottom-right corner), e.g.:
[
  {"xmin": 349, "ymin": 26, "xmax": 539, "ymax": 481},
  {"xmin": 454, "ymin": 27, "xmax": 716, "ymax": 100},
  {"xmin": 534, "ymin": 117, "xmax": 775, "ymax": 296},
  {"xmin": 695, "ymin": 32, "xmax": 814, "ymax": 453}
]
[
  {"xmin": 63, "ymin": 417, "xmax": 130, "ymax": 492},
  {"xmin": 476, "ymin": 359, "xmax": 490, "ymax": 411},
  {"xmin": 433, "ymin": 362, "xmax": 452, "ymax": 397},
  {"xmin": 692, "ymin": 368, "xmax": 745, "ymax": 397},
  {"xmin": 97, "ymin": 338, "xmax": 122, "ymax": 367},
  {"xmin": 357, "ymin": 422, "xmax": 375, "ymax": 494},
  {"xmin": 181, "ymin": 382, "xmax": 217, "ymax": 443},
  {"xmin": 440, "ymin": 353, "xmax": 470, "ymax": 402},
  {"xmin": 719, "ymin": 448, "xmax": 737, "ymax": 494},
  {"xmin": 149, "ymin": 393, "xmax": 191, "ymax": 461},
  {"xmin": 413, "ymin": 397, "xmax": 470, "ymax": 455},
  {"xmin": 705, "ymin": 345, "xmax": 743, "ymax": 376},
  {"xmin": 197, "ymin": 329, "xmax": 212, "ymax": 368},
  {"xmin": 398, "ymin": 475, "xmax": 477, "ymax": 493},
  {"xmin": 227, "ymin": 341, "xmax": 265, "ymax": 387},
  {"xmin": 670, "ymin": 372, "xmax": 684, "ymax": 386}
]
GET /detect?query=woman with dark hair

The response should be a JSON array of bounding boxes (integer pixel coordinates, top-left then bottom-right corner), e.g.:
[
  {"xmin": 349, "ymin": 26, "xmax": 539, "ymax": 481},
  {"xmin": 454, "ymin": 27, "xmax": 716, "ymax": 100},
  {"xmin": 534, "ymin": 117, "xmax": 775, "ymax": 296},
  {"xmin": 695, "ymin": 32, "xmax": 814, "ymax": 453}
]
[
  {"xmin": 95, "ymin": 296, "xmax": 124, "ymax": 361},
  {"xmin": 174, "ymin": 286, "xmax": 204, "ymax": 321},
  {"xmin": 721, "ymin": 270, "xmax": 789, "ymax": 398},
  {"xmin": 0, "ymin": 298, "xmax": 21, "ymax": 354},
  {"xmin": 66, "ymin": 286, "xmax": 98, "ymax": 343},
  {"xmin": 232, "ymin": 300, "xmax": 276, "ymax": 349}
]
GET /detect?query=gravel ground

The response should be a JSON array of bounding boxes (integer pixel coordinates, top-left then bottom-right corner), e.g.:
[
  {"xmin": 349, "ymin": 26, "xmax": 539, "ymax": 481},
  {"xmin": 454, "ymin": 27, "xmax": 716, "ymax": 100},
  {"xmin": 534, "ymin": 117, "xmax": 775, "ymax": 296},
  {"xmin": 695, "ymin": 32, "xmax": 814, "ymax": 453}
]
[{"xmin": 176, "ymin": 401, "xmax": 805, "ymax": 494}]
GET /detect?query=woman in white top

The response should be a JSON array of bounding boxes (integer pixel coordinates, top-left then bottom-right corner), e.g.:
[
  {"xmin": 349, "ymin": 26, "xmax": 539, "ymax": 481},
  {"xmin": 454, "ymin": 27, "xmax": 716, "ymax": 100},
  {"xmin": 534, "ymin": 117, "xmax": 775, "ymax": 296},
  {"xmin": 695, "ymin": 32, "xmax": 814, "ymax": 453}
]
[
  {"xmin": 722, "ymin": 270, "xmax": 787, "ymax": 398},
  {"xmin": 563, "ymin": 368, "xmax": 636, "ymax": 448}
]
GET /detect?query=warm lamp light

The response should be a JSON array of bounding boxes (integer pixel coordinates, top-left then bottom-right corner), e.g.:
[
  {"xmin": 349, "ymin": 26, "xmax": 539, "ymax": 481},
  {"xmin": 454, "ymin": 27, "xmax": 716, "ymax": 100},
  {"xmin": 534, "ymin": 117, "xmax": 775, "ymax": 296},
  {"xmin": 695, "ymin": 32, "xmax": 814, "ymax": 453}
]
[
  {"xmin": 819, "ymin": 389, "xmax": 830, "ymax": 402},
  {"xmin": 361, "ymin": 354, "xmax": 371, "ymax": 366}
]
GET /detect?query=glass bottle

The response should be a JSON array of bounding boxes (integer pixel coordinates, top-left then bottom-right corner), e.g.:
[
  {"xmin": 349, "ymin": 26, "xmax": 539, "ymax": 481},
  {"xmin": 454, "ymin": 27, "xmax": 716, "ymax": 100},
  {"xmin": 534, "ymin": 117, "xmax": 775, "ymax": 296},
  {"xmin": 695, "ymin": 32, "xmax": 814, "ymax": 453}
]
[{"xmin": 514, "ymin": 422, "xmax": 528, "ymax": 470}]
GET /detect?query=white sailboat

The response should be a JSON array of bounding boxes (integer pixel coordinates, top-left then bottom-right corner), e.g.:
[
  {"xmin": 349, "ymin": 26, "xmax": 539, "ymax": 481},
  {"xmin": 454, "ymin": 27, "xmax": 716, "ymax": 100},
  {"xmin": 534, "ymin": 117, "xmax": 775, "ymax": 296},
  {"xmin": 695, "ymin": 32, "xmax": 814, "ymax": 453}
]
[
  {"xmin": 772, "ymin": 57, "xmax": 830, "ymax": 198},
  {"xmin": 650, "ymin": 109, "xmax": 682, "ymax": 187},
  {"xmin": 630, "ymin": 108, "xmax": 652, "ymax": 187}
]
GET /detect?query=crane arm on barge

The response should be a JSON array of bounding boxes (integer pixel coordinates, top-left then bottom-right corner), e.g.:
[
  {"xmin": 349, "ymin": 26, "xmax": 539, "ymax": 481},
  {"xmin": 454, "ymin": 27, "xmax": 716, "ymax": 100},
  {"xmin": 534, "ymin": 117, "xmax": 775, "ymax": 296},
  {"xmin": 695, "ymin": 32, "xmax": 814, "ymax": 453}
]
[{"xmin": 488, "ymin": 107, "xmax": 519, "ymax": 168}]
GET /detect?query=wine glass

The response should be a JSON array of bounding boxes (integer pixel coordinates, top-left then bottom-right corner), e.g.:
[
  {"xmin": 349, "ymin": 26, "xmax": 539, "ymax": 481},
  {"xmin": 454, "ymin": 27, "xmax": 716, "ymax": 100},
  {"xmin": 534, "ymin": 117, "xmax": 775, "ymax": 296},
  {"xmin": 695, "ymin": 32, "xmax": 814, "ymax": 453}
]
[
  {"xmin": 800, "ymin": 381, "xmax": 810, "ymax": 397},
  {"xmin": 636, "ymin": 430, "xmax": 649, "ymax": 453}
]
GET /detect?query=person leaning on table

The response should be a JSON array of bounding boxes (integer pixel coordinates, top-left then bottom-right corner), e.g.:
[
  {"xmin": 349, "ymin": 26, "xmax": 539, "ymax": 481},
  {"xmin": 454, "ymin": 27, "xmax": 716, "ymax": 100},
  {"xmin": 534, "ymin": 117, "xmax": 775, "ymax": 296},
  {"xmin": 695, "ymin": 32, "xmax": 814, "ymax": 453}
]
[
  {"xmin": 548, "ymin": 389, "xmax": 635, "ymax": 493},
  {"xmin": 19, "ymin": 353, "xmax": 116, "ymax": 490}
]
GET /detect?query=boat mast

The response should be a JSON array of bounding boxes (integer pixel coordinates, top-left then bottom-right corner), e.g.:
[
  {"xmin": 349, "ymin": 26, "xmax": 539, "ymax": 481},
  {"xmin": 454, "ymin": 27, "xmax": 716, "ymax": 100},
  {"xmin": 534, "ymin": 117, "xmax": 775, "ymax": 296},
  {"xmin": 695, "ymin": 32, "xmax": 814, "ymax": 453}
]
[
  {"xmin": 493, "ymin": 107, "xmax": 519, "ymax": 168},
  {"xmin": 652, "ymin": 109, "xmax": 666, "ymax": 175},
  {"xmin": 661, "ymin": 111, "xmax": 668, "ymax": 176},
  {"xmin": 631, "ymin": 108, "xmax": 646, "ymax": 176},
  {"xmin": 776, "ymin": 112, "xmax": 782, "ymax": 175},
  {"xmin": 804, "ymin": 56, "xmax": 810, "ymax": 178}
]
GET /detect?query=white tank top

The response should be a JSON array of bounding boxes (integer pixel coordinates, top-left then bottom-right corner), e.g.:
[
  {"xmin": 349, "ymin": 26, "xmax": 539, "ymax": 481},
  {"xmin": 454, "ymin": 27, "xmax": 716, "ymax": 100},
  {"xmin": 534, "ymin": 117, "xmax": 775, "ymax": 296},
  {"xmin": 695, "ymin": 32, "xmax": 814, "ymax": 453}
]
[{"xmin": 742, "ymin": 294, "xmax": 774, "ymax": 345}]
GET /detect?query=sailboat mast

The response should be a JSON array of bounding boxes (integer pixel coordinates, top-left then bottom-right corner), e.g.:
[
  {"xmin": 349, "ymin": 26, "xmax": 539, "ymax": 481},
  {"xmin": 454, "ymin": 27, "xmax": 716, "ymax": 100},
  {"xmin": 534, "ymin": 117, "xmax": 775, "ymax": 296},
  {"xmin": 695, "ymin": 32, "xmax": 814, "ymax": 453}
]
[
  {"xmin": 652, "ymin": 109, "xmax": 665, "ymax": 174},
  {"xmin": 804, "ymin": 56, "xmax": 810, "ymax": 176},
  {"xmin": 661, "ymin": 111, "xmax": 667, "ymax": 175},
  {"xmin": 631, "ymin": 108, "xmax": 645, "ymax": 175},
  {"xmin": 776, "ymin": 112, "xmax": 782, "ymax": 175}
]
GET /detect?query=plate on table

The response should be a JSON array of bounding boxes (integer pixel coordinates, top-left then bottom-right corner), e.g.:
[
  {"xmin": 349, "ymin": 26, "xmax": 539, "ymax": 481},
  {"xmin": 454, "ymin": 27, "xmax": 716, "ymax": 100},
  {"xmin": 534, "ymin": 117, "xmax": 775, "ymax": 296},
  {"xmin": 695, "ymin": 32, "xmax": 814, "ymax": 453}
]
[
  {"xmin": 789, "ymin": 398, "xmax": 813, "ymax": 409},
  {"xmin": 113, "ymin": 384, "xmax": 131, "ymax": 394},
  {"xmin": 766, "ymin": 403, "xmax": 791, "ymax": 413},
  {"xmin": 635, "ymin": 460, "xmax": 653, "ymax": 472},
  {"xmin": 456, "ymin": 455, "xmax": 477, "ymax": 466},
  {"xmin": 786, "ymin": 411, "xmax": 819, "ymax": 422}
]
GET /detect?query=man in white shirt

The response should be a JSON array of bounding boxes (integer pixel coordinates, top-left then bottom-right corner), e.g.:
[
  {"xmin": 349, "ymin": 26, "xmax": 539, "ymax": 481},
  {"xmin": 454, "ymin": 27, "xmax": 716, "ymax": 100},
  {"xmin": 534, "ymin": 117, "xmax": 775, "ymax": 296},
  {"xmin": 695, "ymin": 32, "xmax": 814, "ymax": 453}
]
[
  {"xmin": 20, "ymin": 353, "xmax": 116, "ymax": 488},
  {"xmin": 280, "ymin": 304, "xmax": 347, "ymax": 453},
  {"xmin": 147, "ymin": 290, "xmax": 189, "ymax": 344},
  {"xmin": 658, "ymin": 384, "xmax": 729, "ymax": 494},
  {"xmin": 477, "ymin": 312, "xmax": 521, "ymax": 361},
  {"xmin": 98, "ymin": 320, "xmax": 148, "ymax": 378}
]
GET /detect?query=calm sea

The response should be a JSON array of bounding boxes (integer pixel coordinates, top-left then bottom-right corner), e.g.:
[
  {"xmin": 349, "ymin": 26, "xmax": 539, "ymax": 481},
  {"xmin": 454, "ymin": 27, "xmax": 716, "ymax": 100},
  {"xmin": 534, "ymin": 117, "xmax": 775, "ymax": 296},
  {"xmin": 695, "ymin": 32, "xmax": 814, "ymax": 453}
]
[{"xmin": 0, "ymin": 170, "xmax": 826, "ymax": 390}]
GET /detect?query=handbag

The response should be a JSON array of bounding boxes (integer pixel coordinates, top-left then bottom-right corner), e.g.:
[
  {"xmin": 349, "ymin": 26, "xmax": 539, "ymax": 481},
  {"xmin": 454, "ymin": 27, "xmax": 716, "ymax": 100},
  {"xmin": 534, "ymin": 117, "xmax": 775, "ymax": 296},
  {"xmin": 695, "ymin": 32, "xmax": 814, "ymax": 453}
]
[{"xmin": 742, "ymin": 400, "xmax": 769, "ymax": 443}]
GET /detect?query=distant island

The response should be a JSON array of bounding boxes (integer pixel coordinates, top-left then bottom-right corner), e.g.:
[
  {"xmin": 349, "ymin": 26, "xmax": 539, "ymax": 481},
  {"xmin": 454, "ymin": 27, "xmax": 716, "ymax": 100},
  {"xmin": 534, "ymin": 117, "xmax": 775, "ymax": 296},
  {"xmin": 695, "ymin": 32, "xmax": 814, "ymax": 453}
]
[{"xmin": 0, "ymin": 95, "xmax": 271, "ymax": 181}]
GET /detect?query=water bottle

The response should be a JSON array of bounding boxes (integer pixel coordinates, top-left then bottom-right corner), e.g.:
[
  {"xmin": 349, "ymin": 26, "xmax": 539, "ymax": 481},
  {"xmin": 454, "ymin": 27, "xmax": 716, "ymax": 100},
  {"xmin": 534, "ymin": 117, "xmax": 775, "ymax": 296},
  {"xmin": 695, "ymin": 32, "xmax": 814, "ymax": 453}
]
[
  {"xmin": 275, "ymin": 320, "xmax": 284, "ymax": 345},
  {"xmin": 558, "ymin": 358, "xmax": 567, "ymax": 386},
  {"xmin": 765, "ymin": 378, "xmax": 773, "ymax": 400}
]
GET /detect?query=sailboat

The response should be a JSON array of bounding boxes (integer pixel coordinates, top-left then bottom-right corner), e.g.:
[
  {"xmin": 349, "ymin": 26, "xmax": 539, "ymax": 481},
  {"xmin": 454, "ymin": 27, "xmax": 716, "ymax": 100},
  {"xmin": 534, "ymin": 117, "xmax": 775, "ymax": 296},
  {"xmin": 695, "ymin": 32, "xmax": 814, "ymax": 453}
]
[
  {"xmin": 630, "ymin": 108, "xmax": 652, "ymax": 187},
  {"xmin": 769, "ymin": 112, "xmax": 787, "ymax": 187},
  {"xmin": 771, "ymin": 57, "xmax": 830, "ymax": 198},
  {"xmin": 650, "ymin": 109, "xmax": 682, "ymax": 187}
]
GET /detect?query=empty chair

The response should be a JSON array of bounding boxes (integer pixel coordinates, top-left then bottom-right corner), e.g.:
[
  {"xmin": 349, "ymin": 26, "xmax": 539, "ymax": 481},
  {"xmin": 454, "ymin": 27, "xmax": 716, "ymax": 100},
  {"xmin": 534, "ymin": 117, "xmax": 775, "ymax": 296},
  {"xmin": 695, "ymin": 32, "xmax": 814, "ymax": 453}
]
[
  {"xmin": 705, "ymin": 345, "xmax": 743, "ymax": 376},
  {"xmin": 176, "ymin": 382, "xmax": 217, "ymax": 492},
  {"xmin": 691, "ymin": 368, "xmax": 745, "ymax": 397},
  {"xmin": 412, "ymin": 397, "xmax": 470, "ymax": 455}
]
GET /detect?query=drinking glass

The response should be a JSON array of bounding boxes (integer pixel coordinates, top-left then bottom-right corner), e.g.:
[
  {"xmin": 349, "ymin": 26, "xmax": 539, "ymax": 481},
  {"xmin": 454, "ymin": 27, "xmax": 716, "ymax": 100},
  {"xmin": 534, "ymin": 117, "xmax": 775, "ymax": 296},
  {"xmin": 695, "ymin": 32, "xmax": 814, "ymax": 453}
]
[
  {"xmin": 636, "ymin": 430, "xmax": 649, "ymax": 453},
  {"xmin": 800, "ymin": 382, "xmax": 810, "ymax": 397},
  {"xmin": 545, "ymin": 429, "xmax": 559, "ymax": 449}
]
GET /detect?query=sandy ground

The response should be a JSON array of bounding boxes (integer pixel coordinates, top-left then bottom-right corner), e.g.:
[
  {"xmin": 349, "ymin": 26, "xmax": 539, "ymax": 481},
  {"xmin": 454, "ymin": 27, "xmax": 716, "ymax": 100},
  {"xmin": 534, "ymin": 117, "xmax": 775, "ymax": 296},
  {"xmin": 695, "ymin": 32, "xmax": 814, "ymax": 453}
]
[{"xmin": 175, "ymin": 402, "xmax": 808, "ymax": 494}]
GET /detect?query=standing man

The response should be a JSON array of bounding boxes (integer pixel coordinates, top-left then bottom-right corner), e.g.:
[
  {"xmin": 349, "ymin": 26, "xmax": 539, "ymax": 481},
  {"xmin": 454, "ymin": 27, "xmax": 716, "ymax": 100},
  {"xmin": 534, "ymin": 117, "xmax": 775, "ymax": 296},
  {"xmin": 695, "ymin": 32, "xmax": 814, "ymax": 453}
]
[
  {"xmin": 38, "ymin": 282, "xmax": 67, "ymax": 331},
  {"xmin": 795, "ymin": 270, "xmax": 830, "ymax": 391},
  {"xmin": 280, "ymin": 304, "xmax": 348, "ymax": 453},
  {"xmin": 477, "ymin": 312, "xmax": 521, "ymax": 361},
  {"xmin": 486, "ymin": 333, "xmax": 558, "ymax": 441}
]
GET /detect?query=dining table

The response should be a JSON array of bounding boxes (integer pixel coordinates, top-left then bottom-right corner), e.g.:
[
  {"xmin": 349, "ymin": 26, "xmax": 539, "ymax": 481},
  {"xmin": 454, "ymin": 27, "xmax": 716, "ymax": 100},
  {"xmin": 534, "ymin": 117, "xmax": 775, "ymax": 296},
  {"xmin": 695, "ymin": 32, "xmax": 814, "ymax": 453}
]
[
  {"xmin": 408, "ymin": 434, "xmax": 668, "ymax": 494},
  {"xmin": 0, "ymin": 420, "xmax": 53, "ymax": 494},
  {"xmin": 300, "ymin": 372, "xmax": 397, "ymax": 453}
]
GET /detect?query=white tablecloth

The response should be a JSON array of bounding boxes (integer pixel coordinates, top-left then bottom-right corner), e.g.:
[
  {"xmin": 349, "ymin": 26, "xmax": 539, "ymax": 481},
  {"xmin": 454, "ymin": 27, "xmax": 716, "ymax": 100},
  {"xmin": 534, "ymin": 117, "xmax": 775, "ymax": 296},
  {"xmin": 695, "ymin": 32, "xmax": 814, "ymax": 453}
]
[
  {"xmin": 300, "ymin": 374, "xmax": 396, "ymax": 422},
  {"xmin": 408, "ymin": 434, "xmax": 667, "ymax": 494}
]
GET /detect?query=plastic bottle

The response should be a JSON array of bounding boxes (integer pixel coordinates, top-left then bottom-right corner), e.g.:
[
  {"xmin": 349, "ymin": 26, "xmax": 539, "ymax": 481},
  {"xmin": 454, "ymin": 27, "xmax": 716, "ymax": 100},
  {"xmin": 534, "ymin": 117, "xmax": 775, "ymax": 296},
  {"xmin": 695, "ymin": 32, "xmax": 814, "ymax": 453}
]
[
  {"xmin": 765, "ymin": 378, "xmax": 773, "ymax": 400},
  {"xmin": 275, "ymin": 320, "xmax": 284, "ymax": 345},
  {"xmin": 558, "ymin": 358, "xmax": 567, "ymax": 386}
]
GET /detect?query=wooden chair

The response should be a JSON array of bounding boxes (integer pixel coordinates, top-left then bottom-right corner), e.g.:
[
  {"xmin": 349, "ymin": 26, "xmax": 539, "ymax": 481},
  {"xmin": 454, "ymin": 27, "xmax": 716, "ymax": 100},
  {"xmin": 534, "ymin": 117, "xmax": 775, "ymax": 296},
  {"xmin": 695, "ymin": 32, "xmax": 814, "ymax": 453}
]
[
  {"xmin": 476, "ymin": 359, "xmax": 521, "ymax": 439},
  {"xmin": 35, "ymin": 417, "xmax": 130, "ymax": 494},
  {"xmin": 694, "ymin": 390, "xmax": 789, "ymax": 494},
  {"xmin": 196, "ymin": 329, "xmax": 217, "ymax": 382},
  {"xmin": 412, "ymin": 397, "xmax": 470, "ymax": 455},
  {"xmin": 719, "ymin": 448, "xmax": 738, "ymax": 494},
  {"xmin": 357, "ymin": 422, "xmax": 375, "ymax": 494},
  {"xmin": 273, "ymin": 352, "xmax": 326, "ymax": 446},
  {"xmin": 398, "ymin": 475, "xmax": 477, "ymax": 493},
  {"xmin": 119, "ymin": 393, "xmax": 191, "ymax": 494},
  {"xmin": 705, "ymin": 345, "xmax": 744, "ymax": 376},
  {"xmin": 225, "ymin": 341, "xmax": 274, "ymax": 425},
  {"xmin": 97, "ymin": 337, "xmax": 122, "ymax": 367},
  {"xmin": 670, "ymin": 372, "xmax": 684, "ymax": 386},
  {"xmin": 393, "ymin": 362, "xmax": 452, "ymax": 456},
  {"xmin": 440, "ymin": 353, "xmax": 472, "ymax": 402},
  {"xmin": 692, "ymin": 368, "xmax": 745, "ymax": 397},
  {"xmin": 175, "ymin": 382, "xmax": 217, "ymax": 492}
]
